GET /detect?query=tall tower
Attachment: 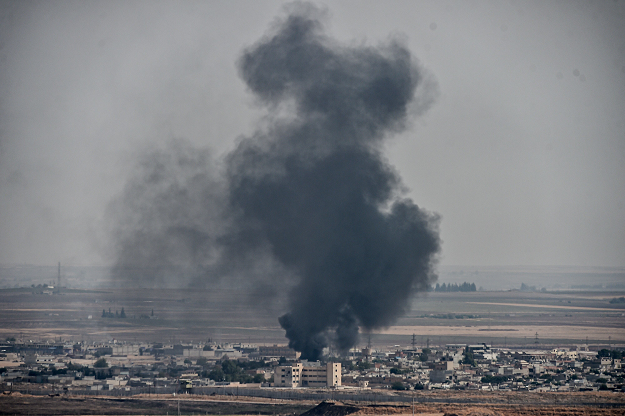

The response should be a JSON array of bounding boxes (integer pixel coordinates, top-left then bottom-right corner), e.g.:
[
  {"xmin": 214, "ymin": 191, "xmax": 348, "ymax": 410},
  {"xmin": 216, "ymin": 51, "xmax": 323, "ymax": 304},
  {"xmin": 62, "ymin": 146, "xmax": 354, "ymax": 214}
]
[{"xmin": 57, "ymin": 262, "xmax": 61, "ymax": 294}]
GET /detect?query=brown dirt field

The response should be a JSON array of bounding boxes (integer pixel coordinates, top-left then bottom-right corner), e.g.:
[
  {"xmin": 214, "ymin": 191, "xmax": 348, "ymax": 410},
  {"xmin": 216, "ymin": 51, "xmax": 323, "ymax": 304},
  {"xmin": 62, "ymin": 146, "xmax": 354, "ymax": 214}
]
[
  {"xmin": 302, "ymin": 402, "xmax": 624, "ymax": 416},
  {"xmin": 1, "ymin": 288, "xmax": 624, "ymax": 347},
  {"xmin": 301, "ymin": 401, "xmax": 625, "ymax": 416},
  {"xmin": 0, "ymin": 393, "xmax": 314, "ymax": 415},
  {"xmin": 0, "ymin": 393, "xmax": 624, "ymax": 416}
]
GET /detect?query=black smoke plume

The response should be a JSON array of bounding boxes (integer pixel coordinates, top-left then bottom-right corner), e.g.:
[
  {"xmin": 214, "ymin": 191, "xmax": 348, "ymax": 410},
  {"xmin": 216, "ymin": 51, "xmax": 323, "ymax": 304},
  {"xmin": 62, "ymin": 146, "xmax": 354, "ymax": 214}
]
[{"xmin": 108, "ymin": 3, "xmax": 440, "ymax": 360}]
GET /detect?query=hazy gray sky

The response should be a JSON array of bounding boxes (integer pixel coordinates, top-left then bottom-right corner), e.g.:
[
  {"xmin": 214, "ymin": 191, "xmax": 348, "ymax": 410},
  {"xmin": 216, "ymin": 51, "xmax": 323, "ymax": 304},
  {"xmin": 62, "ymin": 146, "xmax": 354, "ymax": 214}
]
[{"xmin": 1, "ymin": 0, "xmax": 624, "ymax": 268}]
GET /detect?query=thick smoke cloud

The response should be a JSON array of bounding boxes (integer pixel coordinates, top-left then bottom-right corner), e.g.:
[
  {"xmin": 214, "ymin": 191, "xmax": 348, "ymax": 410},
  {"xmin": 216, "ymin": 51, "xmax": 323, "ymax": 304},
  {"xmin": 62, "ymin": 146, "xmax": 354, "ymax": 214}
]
[
  {"xmin": 107, "ymin": 140, "xmax": 225, "ymax": 288},
  {"xmin": 109, "ymin": 3, "xmax": 440, "ymax": 360}
]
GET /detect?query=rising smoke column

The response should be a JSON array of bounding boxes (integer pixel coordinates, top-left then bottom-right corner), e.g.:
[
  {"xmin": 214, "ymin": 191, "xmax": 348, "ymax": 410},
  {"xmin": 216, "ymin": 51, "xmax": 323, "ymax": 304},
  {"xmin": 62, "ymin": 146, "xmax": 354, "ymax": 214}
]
[
  {"xmin": 227, "ymin": 4, "xmax": 441, "ymax": 360},
  {"xmin": 107, "ymin": 3, "xmax": 440, "ymax": 359}
]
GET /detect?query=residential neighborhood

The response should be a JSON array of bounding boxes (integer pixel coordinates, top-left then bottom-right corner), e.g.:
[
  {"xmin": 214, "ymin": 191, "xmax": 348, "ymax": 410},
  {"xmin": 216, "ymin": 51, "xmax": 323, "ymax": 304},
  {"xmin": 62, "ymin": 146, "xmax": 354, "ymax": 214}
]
[{"xmin": 1, "ymin": 339, "xmax": 623, "ymax": 396}]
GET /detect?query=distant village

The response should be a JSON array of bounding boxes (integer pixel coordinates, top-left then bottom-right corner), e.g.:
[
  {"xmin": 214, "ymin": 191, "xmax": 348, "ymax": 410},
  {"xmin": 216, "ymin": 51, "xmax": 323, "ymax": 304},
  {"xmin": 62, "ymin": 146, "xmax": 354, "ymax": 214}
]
[{"xmin": 1, "ymin": 338, "xmax": 623, "ymax": 396}]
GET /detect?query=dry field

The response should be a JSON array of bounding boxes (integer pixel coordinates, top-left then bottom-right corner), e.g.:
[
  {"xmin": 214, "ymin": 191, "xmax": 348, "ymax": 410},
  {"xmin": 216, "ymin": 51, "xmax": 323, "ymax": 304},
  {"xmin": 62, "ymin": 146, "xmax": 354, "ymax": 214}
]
[
  {"xmin": 0, "ymin": 393, "xmax": 624, "ymax": 416},
  {"xmin": 0, "ymin": 287, "xmax": 623, "ymax": 347}
]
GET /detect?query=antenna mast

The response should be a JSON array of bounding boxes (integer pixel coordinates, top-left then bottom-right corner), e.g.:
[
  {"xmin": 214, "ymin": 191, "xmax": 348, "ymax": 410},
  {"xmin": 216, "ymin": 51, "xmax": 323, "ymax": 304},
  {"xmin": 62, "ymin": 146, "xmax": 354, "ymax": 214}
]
[{"xmin": 57, "ymin": 262, "xmax": 61, "ymax": 294}]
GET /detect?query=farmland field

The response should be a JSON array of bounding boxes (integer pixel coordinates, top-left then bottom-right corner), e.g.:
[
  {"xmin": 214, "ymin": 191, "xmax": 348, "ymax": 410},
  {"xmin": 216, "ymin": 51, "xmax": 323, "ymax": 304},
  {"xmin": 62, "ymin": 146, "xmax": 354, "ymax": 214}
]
[{"xmin": 0, "ymin": 287, "xmax": 623, "ymax": 349}]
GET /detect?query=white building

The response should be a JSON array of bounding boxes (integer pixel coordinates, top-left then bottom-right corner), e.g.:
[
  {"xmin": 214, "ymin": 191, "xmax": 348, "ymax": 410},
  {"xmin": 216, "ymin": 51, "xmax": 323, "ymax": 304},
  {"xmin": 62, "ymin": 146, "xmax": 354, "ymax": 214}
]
[{"xmin": 274, "ymin": 361, "xmax": 341, "ymax": 388}]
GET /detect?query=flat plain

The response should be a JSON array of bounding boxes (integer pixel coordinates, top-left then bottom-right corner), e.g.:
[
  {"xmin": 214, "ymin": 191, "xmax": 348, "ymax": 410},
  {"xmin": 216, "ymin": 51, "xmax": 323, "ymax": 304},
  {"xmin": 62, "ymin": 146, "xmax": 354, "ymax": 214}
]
[{"xmin": 0, "ymin": 287, "xmax": 623, "ymax": 348}]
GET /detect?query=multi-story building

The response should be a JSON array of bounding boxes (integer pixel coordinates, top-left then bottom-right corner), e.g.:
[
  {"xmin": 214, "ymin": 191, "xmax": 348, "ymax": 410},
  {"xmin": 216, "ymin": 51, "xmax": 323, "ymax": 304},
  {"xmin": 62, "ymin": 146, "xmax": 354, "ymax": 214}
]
[
  {"xmin": 274, "ymin": 361, "xmax": 341, "ymax": 388},
  {"xmin": 258, "ymin": 345, "xmax": 301, "ymax": 360}
]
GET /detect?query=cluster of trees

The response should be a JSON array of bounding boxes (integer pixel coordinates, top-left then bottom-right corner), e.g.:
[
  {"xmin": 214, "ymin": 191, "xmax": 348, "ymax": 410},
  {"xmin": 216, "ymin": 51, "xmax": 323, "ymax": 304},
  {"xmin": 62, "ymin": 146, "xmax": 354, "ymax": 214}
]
[
  {"xmin": 390, "ymin": 381, "xmax": 425, "ymax": 390},
  {"xmin": 340, "ymin": 360, "xmax": 372, "ymax": 372},
  {"xmin": 29, "ymin": 367, "xmax": 69, "ymax": 377},
  {"xmin": 391, "ymin": 381, "xmax": 406, "ymax": 390},
  {"xmin": 481, "ymin": 374, "xmax": 510, "ymax": 384},
  {"xmin": 203, "ymin": 359, "xmax": 266, "ymax": 384},
  {"xmin": 598, "ymin": 349, "xmax": 623, "ymax": 359},
  {"xmin": 101, "ymin": 307, "xmax": 126, "ymax": 318},
  {"xmin": 93, "ymin": 358, "xmax": 109, "ymax": 368},
  {"xmin": 28, "ymin": 361, "xmax": 110, "ymax": 379},
  {"xmin": 609, "ymin": 297, "xmax": 625, "ymax": 304},
  {"xmin": 519, "ymin": 283, "xmax": 548, "ymax": 292},
  {"xmin": 461, "ymin": 347, "xmax": 476, "ymax": 367},
  {"xmin": 389, "ymin": 367, "xmax": 409, "ymax": 375},
  {"xmin": 433, "ymin": 282, "xmax": 476, "ymax": 292}
]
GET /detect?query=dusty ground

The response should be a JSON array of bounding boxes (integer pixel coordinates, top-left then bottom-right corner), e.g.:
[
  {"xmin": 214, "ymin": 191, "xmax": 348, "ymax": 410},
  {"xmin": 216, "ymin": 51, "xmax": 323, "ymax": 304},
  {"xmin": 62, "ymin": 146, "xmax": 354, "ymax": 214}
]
[
  {"xmin": 0, "ymin": 288, "xmax": 624, "ymax": 347},
  {"xmin": 1, "ymin": 392, "xmax": 623, "ymax": 416},
  {"xmin": 0, "ymin": 392, "xmax": 314, "ymax": 415},
  {"xmin": 378, "ymin": 325, "xmax": 625, "ymax": 341},
  {"xmin": 300, "ymin": 399, "xmax": 625, "ymax": 416}
]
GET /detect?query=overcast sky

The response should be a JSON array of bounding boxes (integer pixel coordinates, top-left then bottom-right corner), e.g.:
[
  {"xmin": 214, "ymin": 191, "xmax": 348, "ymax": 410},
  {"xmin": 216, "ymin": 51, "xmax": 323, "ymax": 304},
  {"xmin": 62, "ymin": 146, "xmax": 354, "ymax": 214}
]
[{"xmin": 0, "ymin": 0, "xmax": 624, "ymax": 268}]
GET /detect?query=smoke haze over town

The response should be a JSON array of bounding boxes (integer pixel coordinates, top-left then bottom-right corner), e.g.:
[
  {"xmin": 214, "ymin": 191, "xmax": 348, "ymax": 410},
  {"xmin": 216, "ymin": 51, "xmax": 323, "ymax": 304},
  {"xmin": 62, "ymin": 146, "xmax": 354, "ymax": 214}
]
[{"xmin": 1, "ymin": 3, "xmax": 624, "ymax": 283}]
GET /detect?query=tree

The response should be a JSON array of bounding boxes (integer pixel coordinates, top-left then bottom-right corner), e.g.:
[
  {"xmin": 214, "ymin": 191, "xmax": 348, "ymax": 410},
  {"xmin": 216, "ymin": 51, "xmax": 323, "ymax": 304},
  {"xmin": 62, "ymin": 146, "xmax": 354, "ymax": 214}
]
[
  {"xmin": 221, "ymin": 360, "xmax": 239, "ymax": 375},
  {"xmin": 208, "ymin": 367, "xmax": 225, "ymax": 382},
  {"xmin": 357, "ymin": 361, "xmax": 372, "ymax": 371},
  {"xmin": 93, "ymin": 358, "xmax": 108, "ymax": 368},
  {"xmin": 120, "ymin": 307, "xmax": 126, "ymax": 318},
  {"xmin": 391, "ymin": 381, "xmax": 406, "ymax": 390},
  {"xmin": 481, "ymin": 375, "xmax": 509, "ymax": 384},
  {"xmin": 462, "ymin": 347, "xmax": 476, "ymax": 367}
]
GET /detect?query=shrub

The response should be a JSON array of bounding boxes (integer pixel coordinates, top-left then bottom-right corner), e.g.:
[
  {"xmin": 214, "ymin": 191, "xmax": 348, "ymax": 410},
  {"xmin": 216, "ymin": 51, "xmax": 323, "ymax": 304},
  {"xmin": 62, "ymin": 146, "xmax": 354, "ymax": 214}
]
[
  {"xmin": 93, "ymin": 358, "xmax": 108, "ymax": 368},
  {"xmin": 391, "ymin": 381, "xmax": 406, "ymax": 390}
]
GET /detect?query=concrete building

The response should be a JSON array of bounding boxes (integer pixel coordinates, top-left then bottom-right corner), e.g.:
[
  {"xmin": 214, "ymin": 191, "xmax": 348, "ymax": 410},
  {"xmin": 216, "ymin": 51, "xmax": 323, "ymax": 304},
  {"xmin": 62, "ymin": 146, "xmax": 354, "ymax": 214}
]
[
  {"xmin": 274, "ymin": 361, "xmax": 341, "ymax": 388},
  {"xmin": 259, "ymin": 345, "xmax": 301, "ymax": 360}
]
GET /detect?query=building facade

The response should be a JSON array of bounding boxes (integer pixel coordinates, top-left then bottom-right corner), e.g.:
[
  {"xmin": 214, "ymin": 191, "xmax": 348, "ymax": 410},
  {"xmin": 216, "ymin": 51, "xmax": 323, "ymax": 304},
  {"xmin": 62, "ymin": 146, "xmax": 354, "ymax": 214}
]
[
  {"xmin": 274, "ymin": 362, "xmax": 341, "ymax": 388},
  {"xmin": 258, "ymin": 345, "xmax": 301, "ymax": 360}
]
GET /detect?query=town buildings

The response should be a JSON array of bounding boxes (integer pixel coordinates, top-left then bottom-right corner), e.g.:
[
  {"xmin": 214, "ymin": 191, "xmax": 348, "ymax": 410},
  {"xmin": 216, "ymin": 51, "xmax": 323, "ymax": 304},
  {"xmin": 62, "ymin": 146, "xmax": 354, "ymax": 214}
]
[{"xmin": 0, "ymin": 339, "xmax": 623, "ymax": 394}]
